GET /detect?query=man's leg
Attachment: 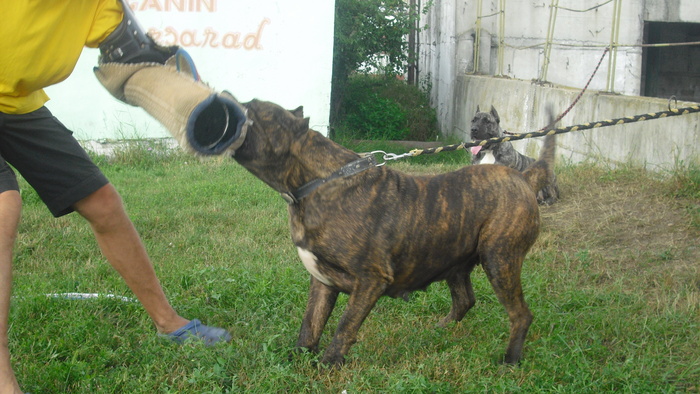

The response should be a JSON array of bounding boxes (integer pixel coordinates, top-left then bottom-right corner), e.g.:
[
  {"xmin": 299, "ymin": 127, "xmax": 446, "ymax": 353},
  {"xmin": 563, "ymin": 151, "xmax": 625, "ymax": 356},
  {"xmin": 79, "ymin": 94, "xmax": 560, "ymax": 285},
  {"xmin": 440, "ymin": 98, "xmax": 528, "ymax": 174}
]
[
  {"xmin": 72, "ymin": 184, "xmax": 190, "ymax": 334},
  {"xmin": 3, "ymin": 107, "xmax": 230, "ymax": 344},
  {"xmin": 0, "ymin": 190, "xmax": 22, "ymax": 394}
]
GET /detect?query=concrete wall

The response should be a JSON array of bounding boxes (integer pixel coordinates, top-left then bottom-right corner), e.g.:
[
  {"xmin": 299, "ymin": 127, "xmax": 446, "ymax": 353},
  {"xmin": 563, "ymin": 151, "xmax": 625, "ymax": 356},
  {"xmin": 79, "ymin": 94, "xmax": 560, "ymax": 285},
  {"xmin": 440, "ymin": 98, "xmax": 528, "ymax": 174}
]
[
  {"xmin": 418, "ymin": 0, "xmax": 700, "ymax": 169},
  {"xmin": 455, "ymin": 75, "xmax": 699, "ymax": 171},
  {"xmin": 645, "ymin": 1, "xmax": 700, "ymax": 22}
]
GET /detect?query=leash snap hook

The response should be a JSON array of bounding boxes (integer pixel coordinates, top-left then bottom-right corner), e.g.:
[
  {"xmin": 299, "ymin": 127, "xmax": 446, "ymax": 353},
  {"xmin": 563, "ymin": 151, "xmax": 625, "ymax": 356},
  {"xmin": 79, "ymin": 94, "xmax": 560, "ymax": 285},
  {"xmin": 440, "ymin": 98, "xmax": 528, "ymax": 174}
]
[
  {"xmin": 368, "ymin": 150, "xmax": 388, "ymax": 166},
  {"xmin": 368, "ymin": 150, "xmax": 414, "ymax": 166}
]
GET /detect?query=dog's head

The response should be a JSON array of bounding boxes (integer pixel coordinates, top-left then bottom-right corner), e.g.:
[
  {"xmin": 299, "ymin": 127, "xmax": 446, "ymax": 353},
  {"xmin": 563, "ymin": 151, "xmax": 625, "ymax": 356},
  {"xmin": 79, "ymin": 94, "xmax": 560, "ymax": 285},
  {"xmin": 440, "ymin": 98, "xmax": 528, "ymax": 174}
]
[
  {"xmin": 469, "ymin": 105, "xmax": 504, "ymax": 158},
  {"xmin": 233, "ymin": 99, "xmax": 311, "ymax": 191},
  {"xmin": 233, "ymin": 100, "xmax": 358, "ymax": 194},
  {"xmin": 470, "ymin": 105, "xmax": 502, "ymax": 140}
]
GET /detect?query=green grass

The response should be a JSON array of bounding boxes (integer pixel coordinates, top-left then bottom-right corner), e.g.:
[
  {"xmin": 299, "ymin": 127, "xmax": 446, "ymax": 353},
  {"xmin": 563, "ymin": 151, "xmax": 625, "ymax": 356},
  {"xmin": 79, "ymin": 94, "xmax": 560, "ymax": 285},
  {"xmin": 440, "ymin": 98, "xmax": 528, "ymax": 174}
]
[{"xmin": 9, "ymin": 143, "xmax": 700, "ymax": 393}]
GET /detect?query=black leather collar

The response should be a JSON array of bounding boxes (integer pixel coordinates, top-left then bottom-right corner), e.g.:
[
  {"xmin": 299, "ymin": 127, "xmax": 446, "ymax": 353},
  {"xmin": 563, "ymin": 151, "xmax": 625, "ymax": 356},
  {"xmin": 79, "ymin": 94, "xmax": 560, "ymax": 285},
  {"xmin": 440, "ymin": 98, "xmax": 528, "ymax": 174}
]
[{"xmin": 280, "ymin": 155, "xmax": 377, "ymax": 205}]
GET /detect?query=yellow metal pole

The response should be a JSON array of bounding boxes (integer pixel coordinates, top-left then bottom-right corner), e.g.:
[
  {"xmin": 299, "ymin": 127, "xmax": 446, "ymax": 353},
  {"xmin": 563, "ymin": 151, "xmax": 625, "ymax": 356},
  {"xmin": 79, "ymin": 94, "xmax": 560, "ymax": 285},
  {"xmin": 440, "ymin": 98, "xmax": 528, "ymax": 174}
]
[
  {"xmin": 606, "ymin": 0, "xmax": 622, "ymax": 92},
  {"xmin": 473, "ymin": 0, "xmax": 483, "ymax": 73},
  {"xmin": 498, "ymin": 0, "xmax": 506, "ymax": 76},
  {"xmin": 613, "ymin": 0, "xmax": 622, "ymax": 88},
  {"xmin": 540, "ymin": 0, "xmax": 559, "ymax": 82}
]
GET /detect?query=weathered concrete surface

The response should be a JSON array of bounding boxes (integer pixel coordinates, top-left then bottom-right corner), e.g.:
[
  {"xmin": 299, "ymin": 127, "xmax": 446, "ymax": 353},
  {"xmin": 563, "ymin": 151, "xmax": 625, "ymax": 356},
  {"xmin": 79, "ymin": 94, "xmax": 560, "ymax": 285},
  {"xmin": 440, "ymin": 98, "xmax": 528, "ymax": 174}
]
[
  {"xmin": 418, "ymin": 0, "xmax": 700, "ymax": 170},
  {"xmin": 455, "ymin": 75, "xmax": 699, "ymax": 171}
]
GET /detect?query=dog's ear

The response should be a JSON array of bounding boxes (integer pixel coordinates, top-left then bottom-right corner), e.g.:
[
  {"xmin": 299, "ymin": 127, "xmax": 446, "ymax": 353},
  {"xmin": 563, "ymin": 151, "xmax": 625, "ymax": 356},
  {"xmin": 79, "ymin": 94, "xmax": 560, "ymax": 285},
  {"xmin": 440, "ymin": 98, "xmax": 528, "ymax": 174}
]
[
  {"xmin": 490, "ymin": 106, "xmax": 500, "ymax": 124},
  {"xmin": 476, "ymin": 105, "xmax": 480, "ymax": 113},
  {"xmin": 290, "ymin": 106, "xmax": 304, "ymax": 118},
  {"xmin": 291, "ymin": 116, "xmax": 311, "ymax": 136}
]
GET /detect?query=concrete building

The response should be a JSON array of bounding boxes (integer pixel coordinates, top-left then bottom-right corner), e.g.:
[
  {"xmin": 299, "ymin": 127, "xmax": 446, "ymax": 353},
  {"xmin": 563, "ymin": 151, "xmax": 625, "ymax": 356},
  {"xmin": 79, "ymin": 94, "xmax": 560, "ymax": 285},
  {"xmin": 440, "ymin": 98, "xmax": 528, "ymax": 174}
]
[{"xmin": 417, "ymin": 0, "xmax": 700, "ymax": 169}]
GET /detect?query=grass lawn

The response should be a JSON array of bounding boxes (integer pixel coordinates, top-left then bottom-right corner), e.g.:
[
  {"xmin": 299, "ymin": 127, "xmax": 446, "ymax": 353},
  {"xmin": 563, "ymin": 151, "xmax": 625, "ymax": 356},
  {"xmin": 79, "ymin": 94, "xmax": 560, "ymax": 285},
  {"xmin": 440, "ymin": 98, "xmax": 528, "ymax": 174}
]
[{"xmin": 9, "ymin": 141, "xmax": 699, "ymax": 393}]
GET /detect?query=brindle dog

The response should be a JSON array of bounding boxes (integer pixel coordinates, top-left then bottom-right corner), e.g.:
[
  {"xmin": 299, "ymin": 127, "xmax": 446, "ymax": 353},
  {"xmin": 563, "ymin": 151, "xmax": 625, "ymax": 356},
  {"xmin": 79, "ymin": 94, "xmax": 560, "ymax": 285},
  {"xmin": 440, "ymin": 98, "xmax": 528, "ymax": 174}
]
[
  {"xmin": 232, "ymin": 99, "xmax": 557, "ymax": 367},
  {"xmin": 470, "ymin": 105, "xmax": 560, "ymax": 205}
]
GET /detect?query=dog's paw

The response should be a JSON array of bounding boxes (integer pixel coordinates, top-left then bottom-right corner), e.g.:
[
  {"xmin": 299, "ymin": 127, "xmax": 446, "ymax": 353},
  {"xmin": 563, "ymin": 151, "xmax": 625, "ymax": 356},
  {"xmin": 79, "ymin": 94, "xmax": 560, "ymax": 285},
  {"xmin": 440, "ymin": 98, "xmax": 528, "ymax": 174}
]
[
  {"xmin": 319, "ymin": 353, "xmax": 346, "ymax": 370},
  {"xmin": 500, "ymin": 352, "xmax": 524, "ymax": 366},
  {"xmin": 437, "ymin": 316, "xmax": 454, "ymax": 328}
]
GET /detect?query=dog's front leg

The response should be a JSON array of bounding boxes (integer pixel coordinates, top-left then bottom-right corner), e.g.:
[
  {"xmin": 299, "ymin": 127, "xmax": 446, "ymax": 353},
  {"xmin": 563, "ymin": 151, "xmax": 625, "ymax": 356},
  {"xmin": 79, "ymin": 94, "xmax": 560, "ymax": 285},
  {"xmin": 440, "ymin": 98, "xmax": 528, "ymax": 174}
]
[
  {"xmin": 295, "ymin": 276, "xmax": 339, "ymax": 354},
  {"xmin": 320, "ymin": 279, "xmax": 387, "ymax": 367}
]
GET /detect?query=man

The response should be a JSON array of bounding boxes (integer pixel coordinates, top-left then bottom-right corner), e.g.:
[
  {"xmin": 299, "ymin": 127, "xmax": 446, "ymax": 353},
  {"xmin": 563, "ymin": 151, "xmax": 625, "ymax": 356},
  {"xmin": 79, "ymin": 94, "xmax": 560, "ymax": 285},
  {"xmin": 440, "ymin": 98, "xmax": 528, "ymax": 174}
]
[{"xmin": 1, "ymin": 2, "xmax": 231, "ymax": 392}]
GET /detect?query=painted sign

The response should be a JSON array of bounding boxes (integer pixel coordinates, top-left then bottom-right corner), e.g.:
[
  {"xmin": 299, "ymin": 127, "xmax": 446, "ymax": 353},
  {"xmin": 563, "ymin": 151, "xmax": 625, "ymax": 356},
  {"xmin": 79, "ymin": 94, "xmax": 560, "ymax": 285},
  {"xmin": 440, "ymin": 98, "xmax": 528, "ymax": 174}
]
[{"xmin": 45, "ymin": 0, "xmax": 336, "ymax": 140}]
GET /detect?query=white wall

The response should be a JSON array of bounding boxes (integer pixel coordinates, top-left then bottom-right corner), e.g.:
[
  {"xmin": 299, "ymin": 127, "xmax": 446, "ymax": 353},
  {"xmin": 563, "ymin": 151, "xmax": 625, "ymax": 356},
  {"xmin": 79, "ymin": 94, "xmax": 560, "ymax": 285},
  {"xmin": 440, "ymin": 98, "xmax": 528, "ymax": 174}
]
[{"xmin": 44, "ymin": 0, "xmax": 336, "ymax": 140}]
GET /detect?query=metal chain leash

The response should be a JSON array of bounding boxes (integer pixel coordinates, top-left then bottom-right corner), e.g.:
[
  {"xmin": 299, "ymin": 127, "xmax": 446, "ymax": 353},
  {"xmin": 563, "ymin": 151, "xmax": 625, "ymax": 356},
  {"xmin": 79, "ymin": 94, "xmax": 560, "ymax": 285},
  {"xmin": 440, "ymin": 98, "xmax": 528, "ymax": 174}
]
[
  {"xmin": 363, "ymin": 47, "xmax": 697, "ymax": 164},
  {"xmin": 404, "ymin": 104, "xmax": 700, "ymax": 158}
]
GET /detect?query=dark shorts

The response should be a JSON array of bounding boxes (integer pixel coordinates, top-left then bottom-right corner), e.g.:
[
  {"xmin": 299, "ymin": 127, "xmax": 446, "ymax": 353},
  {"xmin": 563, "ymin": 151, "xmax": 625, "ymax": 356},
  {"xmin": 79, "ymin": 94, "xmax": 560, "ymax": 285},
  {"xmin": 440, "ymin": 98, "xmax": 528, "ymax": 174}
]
[{"xmin": 0, "ymin": 106, "xmax": 109, "ymax": 217}]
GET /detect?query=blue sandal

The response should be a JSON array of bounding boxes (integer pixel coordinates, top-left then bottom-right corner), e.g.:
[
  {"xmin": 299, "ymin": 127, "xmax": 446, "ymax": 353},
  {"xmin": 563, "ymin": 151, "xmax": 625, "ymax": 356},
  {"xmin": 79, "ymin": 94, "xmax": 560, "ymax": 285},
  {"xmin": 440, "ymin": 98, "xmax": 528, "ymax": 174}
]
[{"xmin": 161, "ymin": 319, "xmax": 232, "ymax": 345}]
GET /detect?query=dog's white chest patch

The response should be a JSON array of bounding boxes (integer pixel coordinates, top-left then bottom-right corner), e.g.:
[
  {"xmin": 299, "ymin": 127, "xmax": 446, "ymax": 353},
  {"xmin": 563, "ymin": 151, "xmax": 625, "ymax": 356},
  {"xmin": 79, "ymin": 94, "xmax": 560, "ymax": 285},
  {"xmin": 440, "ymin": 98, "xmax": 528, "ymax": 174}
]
[
  {"xmin": 297, "ymin": 248, "xmax": 334, "ymax": 286},
  {"xmin": 480, "ymin": 151, "xmax": 497, "ymax": 164}
]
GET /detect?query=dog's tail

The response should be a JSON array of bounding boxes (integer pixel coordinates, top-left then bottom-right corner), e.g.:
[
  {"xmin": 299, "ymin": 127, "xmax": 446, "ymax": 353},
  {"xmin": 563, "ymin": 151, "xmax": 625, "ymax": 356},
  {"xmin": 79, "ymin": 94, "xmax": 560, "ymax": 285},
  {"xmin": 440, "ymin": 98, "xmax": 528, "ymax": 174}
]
[
  {"xmin": 522, "ymin": 108, "xmax": 557, "ymax": 195},
  {"xmin": 522, "ymin": 134, "xmax": 556, "ymax": 194}
]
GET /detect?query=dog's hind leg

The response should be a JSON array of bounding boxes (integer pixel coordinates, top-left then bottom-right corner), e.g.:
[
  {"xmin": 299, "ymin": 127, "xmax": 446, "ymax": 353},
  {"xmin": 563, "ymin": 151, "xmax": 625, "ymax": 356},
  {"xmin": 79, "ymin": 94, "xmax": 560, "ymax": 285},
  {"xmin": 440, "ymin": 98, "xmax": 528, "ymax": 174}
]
[
  {"xmin": 438, "ymin": 264, "xmax": 477, "ymax": 327},
  {"xmin": 481, "ymin": 255, "xmax": 533, "ymax": 364},
  {"xmin": 295, "ymin": 277, "xmax": 339, "ymax": 354},
  {"xmin": 320, "ymin": 279, "xmax": 388, "ymax": 367}
]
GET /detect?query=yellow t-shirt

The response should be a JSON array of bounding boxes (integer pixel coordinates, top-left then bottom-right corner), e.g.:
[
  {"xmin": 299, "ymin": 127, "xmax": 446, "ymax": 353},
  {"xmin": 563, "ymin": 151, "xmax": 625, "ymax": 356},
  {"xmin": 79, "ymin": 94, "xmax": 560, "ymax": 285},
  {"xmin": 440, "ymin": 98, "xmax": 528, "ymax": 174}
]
[{"xmin": 0, "ymin": 1, "xmax": 123, "ymax": 114}]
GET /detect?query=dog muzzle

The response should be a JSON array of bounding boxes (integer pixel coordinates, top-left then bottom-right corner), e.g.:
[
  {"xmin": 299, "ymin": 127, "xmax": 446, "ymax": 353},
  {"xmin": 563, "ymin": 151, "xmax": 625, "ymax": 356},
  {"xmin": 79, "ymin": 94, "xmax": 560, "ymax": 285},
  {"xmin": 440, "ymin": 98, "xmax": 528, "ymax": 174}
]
[{"xmin": 94, "ymin": 0, "xmax": 249, "ymax": 155}]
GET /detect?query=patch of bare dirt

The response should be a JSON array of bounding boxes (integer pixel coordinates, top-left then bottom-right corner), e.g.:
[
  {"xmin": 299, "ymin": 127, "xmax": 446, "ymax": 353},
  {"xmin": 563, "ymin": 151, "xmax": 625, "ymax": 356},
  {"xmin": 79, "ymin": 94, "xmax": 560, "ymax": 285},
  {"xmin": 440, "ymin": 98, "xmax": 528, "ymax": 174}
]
[{"xmin": 537, "ymin": 164, "xmax": 700, "ymax": 305}]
